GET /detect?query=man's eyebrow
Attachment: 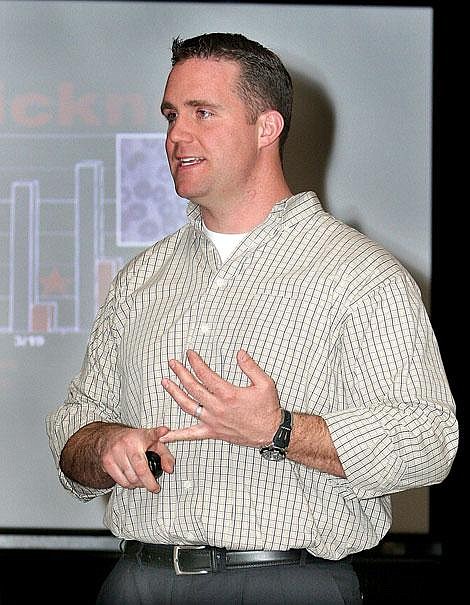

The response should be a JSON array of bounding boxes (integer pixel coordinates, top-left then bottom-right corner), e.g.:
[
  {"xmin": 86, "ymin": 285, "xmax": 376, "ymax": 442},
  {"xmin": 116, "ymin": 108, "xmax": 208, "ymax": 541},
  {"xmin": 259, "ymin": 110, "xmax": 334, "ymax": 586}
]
[
  {"xmin": 160, "ymin": 99, "xmax": 223, "ymax": 114},
  {"xmin": 160, "ymin": 100, "xmax": 176, "ymax": 114},
  {"xmin": 186, "ymin": 99, "xmax": 223, "ymax": 109}
]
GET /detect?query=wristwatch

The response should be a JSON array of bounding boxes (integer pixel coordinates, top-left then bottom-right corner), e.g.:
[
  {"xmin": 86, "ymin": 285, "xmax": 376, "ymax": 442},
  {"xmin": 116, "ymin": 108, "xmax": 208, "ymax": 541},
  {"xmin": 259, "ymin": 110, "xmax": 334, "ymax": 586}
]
[{"xmin": 259, "ymin": 409, "xmax": 292, "ymax": 461}]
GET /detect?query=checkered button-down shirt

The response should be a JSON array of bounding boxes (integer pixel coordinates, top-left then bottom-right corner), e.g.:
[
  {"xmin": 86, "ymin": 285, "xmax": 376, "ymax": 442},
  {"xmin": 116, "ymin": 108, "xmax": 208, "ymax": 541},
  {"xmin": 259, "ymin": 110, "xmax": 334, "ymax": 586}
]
[{"xmin": 46, "ymin": 191, "xmax": 458, "ymax": 560}]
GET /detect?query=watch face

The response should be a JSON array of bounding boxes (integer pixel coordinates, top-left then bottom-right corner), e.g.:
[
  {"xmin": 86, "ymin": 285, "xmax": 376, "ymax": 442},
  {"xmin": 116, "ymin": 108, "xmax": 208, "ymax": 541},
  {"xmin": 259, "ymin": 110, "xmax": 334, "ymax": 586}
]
[{"xmin": 260, "ymin": 446, "xmax": 286, "ymax": 461}]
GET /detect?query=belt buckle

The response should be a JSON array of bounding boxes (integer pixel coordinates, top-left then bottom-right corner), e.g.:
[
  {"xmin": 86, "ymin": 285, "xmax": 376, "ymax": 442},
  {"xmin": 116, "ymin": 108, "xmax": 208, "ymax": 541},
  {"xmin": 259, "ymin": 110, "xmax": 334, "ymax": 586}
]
[{"xmin": 173, "ymin": 545, "xmax": 210, "ymax": 575}]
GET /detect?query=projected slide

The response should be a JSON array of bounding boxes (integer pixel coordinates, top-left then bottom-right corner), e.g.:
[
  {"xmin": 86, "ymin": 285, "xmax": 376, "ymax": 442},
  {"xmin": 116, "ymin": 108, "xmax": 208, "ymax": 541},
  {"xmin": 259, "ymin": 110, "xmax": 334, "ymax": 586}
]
[
  {"xmin": 0, "ymin": 133, "xmax": 187, "ymax": 338},
  {"xmin": 117, "ymin": 134, "xmax": 187, "ymax": 247}
]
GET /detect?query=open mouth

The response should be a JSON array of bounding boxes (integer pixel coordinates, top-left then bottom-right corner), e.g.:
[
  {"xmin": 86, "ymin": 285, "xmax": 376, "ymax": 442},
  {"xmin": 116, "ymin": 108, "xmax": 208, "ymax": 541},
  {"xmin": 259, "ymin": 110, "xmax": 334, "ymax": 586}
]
[{"xmin": 178, "ymin": 157, "xmax": 204, "ymax": 167}]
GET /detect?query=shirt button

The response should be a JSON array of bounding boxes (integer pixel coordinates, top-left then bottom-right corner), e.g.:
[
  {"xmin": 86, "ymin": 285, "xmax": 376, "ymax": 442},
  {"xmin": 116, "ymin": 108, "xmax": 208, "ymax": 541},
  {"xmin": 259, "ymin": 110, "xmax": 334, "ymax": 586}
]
[
  {"xmin": 214, "ymin": 277, "xmax": 227, "ymax": 288},
  {"xmin": 199, "ymin": 323, "xmax": 211, "ymax": 335},
  {"xmin": 183, "ymin": 480, "xmax": 193, "ymax": 491}
]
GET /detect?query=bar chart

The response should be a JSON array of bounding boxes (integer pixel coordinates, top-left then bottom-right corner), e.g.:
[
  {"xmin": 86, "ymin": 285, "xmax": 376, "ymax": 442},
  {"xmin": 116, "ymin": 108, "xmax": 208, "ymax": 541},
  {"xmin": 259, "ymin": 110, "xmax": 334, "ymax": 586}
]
[{"xmin": 0, "ymin": 133, "xmax": 187, "ymax": 335}]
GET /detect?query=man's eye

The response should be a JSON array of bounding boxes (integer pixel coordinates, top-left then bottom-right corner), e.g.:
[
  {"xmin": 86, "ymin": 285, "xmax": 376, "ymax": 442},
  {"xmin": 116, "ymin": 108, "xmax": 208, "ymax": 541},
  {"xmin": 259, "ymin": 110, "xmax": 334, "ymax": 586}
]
[
  {"xmin": 165, "ymin": 112, "xmax": 177, "ymax": 123},
  {"xmin": 197, "ymin": 109, "xmax": 213, "ymax": 119}
]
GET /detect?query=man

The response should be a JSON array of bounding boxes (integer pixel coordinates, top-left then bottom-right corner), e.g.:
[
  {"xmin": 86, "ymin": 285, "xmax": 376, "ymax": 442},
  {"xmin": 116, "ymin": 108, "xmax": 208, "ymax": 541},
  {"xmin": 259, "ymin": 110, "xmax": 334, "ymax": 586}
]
[{"xmin": 46, "ymin": 33, "xmax": 458, "ymax": 604}]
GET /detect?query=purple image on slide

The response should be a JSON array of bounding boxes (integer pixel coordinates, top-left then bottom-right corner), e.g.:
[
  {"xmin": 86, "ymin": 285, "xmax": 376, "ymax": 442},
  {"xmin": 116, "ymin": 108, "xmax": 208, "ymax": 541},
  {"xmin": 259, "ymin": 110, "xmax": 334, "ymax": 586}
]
[{"xmin": 117, "ymin": 134, "xmax": 188, "ymax": 246}]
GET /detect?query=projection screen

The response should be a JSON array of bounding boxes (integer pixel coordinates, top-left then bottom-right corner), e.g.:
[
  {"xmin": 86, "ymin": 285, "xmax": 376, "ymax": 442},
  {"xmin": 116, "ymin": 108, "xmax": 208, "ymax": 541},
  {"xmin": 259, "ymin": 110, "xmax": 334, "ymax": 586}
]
[{"xmin": 0, "ymin": 1, "xmax": 433, "ymax": 539}]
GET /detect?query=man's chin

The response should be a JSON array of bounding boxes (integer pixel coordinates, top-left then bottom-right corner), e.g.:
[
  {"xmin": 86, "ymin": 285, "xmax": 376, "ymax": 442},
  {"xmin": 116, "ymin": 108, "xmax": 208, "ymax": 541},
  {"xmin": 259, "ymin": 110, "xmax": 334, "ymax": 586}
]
[{"xmin": 175, "ymin": 186, "xmax": 208, "ymax": 205}]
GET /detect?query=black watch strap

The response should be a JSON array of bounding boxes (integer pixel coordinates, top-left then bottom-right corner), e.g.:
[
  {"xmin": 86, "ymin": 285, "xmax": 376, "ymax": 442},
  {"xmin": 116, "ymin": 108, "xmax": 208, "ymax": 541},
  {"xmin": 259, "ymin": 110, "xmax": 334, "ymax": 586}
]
[
  {"xmin": 273, "ymin": 409, "xmax": 292, "ymax": 449},
  {"xmin": 259, "ymin": 409, "xmax": 292, "ymax": 461}
]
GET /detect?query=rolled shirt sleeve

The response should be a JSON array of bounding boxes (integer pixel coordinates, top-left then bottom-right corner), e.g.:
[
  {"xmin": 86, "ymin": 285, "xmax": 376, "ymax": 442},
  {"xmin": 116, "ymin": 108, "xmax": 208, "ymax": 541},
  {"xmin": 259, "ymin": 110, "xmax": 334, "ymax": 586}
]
[
  {"xmin": 46, "ymin": 278, "xmax": 122, "ymax": 501},
  {"xmin": 324, "ymin": 274, "xmax": 458, "ymax": 499}
]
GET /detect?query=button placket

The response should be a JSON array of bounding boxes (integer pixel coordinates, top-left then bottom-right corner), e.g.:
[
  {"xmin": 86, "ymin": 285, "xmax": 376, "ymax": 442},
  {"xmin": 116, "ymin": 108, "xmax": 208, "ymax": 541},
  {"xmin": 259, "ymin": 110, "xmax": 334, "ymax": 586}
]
[
  {"xmin": 213, "ymin": 276, "xmax": 227, "ymax": 289},
  {"xmin": 199, "ymin": 323, "xmax": 211, "ymax": 336}
]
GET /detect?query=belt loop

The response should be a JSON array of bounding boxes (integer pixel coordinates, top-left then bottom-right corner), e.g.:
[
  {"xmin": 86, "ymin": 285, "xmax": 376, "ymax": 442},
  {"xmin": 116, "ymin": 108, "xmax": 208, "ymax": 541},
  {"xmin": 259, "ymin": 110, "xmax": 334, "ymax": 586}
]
[
  {"xmin": 299, "ymin": 549, "xmax": 307, "ymax": 567},
  {"xmin": 213, "ymin": 547, "xmax": 227, "ymax": 572},
  {"xmin": 121, "ymin": 540, "xmax": 144, "ymax": 562},
  {"xmin": 136, "ymin": 541, "xmax": 144, "ymax": 564}
]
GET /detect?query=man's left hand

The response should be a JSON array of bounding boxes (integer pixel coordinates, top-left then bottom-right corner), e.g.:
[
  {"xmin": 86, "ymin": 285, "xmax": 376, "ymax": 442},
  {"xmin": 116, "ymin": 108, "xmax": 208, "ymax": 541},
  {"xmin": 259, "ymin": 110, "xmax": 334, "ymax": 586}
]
[{"xmin": 160, "ymin": 349, "xmax": 282, "ymax": 447}]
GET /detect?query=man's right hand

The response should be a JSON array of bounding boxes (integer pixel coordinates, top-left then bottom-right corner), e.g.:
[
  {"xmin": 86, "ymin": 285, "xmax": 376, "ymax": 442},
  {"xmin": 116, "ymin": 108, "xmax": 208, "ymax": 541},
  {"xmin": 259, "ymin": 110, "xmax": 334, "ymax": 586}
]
[{"xmin": 60, "ymin": 422, "xmax": 175, "ymax": 493}]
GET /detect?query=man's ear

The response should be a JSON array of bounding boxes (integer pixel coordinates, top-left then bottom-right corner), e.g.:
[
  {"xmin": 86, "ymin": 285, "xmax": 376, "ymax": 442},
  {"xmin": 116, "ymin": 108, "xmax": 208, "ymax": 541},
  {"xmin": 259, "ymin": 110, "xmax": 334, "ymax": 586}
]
[{"xmin": 257, "ymin": 110, "xmax": 285, "ymax": 149}]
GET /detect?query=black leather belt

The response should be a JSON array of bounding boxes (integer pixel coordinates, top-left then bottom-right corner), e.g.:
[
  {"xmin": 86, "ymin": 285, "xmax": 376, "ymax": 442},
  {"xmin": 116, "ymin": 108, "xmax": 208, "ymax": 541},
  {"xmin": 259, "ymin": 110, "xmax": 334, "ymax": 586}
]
[{"xmin": 122, "ymin": 541, "xmax": 329, "ymax": 575}]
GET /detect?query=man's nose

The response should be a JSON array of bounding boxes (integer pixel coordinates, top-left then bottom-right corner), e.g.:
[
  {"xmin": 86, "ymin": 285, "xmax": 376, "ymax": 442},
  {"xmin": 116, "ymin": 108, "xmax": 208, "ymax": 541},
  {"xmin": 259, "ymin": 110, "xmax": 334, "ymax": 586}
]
[{"xmin": 168, "ymin": 116, "xmax": 194, "ymax": 144}]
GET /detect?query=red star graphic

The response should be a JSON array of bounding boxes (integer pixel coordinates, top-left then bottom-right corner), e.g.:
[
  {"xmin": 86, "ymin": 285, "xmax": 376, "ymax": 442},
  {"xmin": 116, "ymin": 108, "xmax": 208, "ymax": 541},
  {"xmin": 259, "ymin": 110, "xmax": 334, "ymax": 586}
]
[{"xmin": 40, "ymin": 268, "xmax": 71, "ymax": 295}]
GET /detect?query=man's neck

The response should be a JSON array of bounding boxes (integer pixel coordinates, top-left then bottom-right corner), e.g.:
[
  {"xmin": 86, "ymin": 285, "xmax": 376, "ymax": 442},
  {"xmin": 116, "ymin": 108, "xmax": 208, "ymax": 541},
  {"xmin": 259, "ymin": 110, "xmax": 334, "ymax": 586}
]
[{"xmin": 200, "ymin": 183, "xmax": 293, "ymax": 234}]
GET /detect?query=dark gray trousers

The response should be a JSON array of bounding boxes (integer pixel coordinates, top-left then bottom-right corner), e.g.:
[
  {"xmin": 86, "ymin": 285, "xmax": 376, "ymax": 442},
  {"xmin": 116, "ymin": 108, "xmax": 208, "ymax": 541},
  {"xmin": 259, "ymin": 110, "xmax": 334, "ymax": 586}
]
[{"xmin": 96, "ymin": 554, "xmax": 363, "ymax": 604}]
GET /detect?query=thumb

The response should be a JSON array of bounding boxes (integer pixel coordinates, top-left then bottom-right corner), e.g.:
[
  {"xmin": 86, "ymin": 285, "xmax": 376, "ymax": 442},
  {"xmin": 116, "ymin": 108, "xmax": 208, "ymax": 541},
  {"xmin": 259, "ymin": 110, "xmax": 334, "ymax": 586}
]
[
  {"xmin": 236, "ymin": 349, "xmax": 265, "ymax": 384},
  {"xmin": 146, "ymin": 426, "xmax": 170, "ymax": 444},
  {"xmin": 146, "ymin": 426, "xmax": 175, "ymax": 473}
]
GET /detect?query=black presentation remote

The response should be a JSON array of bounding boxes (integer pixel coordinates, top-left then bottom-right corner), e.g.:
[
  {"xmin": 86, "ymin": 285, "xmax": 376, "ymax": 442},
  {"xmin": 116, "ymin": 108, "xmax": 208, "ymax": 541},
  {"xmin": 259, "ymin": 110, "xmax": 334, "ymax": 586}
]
[{"xmin": 145, "ymin": 451, "xmax": 163, "ymax": 479}]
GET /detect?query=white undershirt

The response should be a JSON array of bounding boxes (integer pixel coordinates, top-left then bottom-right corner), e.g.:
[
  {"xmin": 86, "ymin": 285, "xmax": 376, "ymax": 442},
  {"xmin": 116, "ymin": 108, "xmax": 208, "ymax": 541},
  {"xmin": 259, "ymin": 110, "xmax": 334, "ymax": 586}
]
[{"xmin": 202, "ymin": 222, "xmax": 250, "ymax": 263}]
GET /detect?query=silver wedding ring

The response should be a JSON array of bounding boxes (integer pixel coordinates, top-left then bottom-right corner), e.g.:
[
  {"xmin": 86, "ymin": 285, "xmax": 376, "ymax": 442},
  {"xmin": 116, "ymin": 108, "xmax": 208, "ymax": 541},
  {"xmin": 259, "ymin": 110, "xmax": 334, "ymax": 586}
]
[{"xmin": 195, "ymin": 404, "xmax": 203, "ymax": 419}]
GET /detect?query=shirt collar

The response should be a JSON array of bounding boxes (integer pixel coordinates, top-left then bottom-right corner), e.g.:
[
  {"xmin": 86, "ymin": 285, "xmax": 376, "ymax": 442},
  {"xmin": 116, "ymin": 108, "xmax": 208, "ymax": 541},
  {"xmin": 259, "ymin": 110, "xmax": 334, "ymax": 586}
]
[{"xmin": 186, "ymin": 191, "xmax": 323, "ymax": 233}]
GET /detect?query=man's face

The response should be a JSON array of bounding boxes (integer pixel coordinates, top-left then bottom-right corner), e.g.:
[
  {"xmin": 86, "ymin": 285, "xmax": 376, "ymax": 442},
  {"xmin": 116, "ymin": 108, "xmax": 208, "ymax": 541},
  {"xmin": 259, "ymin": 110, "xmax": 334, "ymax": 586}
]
[{"xmin": 161, "ymin": 58, "xmax": 260, "ymax": 208}]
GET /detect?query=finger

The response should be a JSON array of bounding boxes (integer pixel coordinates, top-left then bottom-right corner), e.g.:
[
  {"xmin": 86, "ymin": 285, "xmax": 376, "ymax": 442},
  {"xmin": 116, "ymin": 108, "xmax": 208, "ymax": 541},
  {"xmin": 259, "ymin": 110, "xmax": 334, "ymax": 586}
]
[
  {"xmin": 159, "ymin": 424, "xmax": 207, "ymax": 444},
  {"xmin": 105, "ymin": 456, "xmax": 157, "ymax": 492},
  {"xmin": 161, "ymin": 377, "xmax": 201, "ymax": 413},
  {"xmin": 128, "ymin": 450, "xmax": 162, "ymax": 493},
  {"xmin": 104, "ymin": 459, "xmax": 134, "ymax": 489},
  {"xmin": 186, "ymin": 350, "xmax": 227, "ymax": 395},
  {"xmin": 146, "ymin": 426, "xmax": 171, "ymax": 441},
  {"xmin": 155, "ymin": 449, "xmax": 175, "ymax": 475},
  {"xmin": 147, "ymin": 436, "xmax": 176, "ymax": 474},
  {"xmin": 168, "ymin": 359, "xmax": 211, "ymax": 403},
  {"xmin": 121, "ymin": 462, "xmax": 140, "ymax": 485},
  {"xmin": 101, "ymin": 447, "xmax": 137, "ymax": 488}
]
